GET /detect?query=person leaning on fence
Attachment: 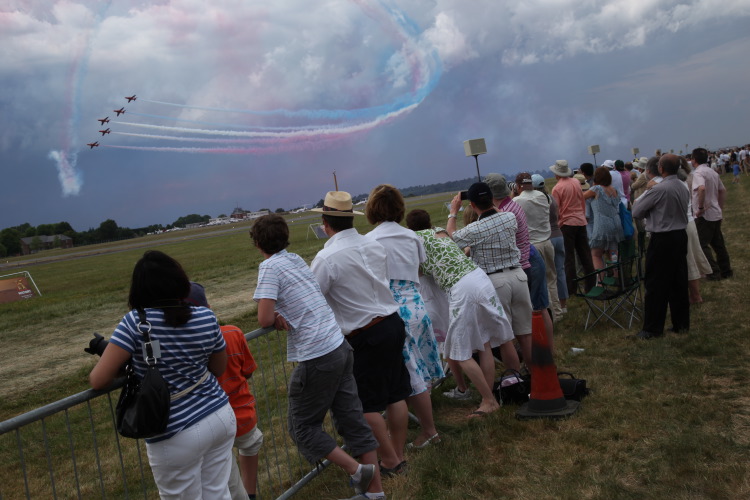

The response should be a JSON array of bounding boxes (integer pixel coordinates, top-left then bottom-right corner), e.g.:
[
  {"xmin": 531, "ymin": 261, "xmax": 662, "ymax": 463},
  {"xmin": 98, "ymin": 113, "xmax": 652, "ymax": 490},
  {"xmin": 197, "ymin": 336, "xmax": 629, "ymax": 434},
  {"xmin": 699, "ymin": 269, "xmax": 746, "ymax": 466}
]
[
  {"xmin": 249, "ymin": 214, "xmax": 385, "ymax": 500},
  {"xmin": 186, "ymin": 282, "xmax": 263, "ymax": 500},
  {"xmin": 405, "ymin": 209, "xmax": 514, "ymax": 418},
  {"xmin": 310, "ymin": 191, "xmax": 412, "ymax": 482},
  {"xmin": 364, "ymin": 184, "xmax": 444, "ymax": 451},
  {"xmin": 446, "ymin": 182, "xmax": 524, "ymax": 371},
  {"xmin": 89, "ymin": 250, "xmax": 236, "ymax": 499}
]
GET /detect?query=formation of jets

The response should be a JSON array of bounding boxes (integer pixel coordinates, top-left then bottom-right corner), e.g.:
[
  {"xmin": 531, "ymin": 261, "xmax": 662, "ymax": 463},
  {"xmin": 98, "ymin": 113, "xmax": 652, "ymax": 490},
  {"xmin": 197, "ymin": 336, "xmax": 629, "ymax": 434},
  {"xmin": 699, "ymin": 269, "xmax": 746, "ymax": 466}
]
[{"xmin": 87, "ymin": 95, "xmax": 135, "ymax": 149}]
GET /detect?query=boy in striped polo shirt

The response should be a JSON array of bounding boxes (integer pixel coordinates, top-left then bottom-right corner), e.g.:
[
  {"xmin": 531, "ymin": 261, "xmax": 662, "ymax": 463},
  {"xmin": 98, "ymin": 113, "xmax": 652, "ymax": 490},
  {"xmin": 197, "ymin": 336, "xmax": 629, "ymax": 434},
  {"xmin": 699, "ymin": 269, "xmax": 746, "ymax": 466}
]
[{"xmin": 250, "ymin": 214, "xmax": 385, "ymax": 500}]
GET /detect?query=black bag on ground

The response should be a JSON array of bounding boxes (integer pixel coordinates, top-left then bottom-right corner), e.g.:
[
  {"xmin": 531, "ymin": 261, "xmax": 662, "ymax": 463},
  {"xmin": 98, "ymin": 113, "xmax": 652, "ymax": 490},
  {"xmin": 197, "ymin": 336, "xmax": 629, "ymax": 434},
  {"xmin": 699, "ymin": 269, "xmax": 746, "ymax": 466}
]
[
  {"xmin": 557, "ymin": 372, "xmax": 590, "ymax": 401},
  {"xmin": 115, "ymin": 309, "xmax": 170, "ymax": 439},
  {"xmin": 494, "ymin": 370, "xmax": 589, "ymax": 405},
  {"xmin": 494, "ymin": 369, "xmax": 530, "ymax": 405}
]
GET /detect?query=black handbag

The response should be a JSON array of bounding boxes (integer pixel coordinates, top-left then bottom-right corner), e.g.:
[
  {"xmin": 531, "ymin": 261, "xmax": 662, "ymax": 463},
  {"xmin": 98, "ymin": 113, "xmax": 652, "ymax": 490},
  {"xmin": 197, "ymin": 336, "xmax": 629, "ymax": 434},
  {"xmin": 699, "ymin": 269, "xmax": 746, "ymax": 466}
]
[
  {"xmin": 116, "ymin": 309, "xmax": 170, "ymax": 439},
  {"xmin": 557, "ymin": 372, "xmax": 590, "ymax": 401},
  {"xmin": 494, "ymin": 369, "xmax": 531, "ymax": 405}
]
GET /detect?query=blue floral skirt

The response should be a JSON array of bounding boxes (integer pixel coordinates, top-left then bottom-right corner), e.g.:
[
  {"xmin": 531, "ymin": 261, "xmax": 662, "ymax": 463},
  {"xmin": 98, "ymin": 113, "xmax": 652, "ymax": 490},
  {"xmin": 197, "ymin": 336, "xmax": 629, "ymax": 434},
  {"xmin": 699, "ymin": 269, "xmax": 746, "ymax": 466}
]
[{"xmin": 390, "ymin": 280, "xmax": 445, "ymax": 395}]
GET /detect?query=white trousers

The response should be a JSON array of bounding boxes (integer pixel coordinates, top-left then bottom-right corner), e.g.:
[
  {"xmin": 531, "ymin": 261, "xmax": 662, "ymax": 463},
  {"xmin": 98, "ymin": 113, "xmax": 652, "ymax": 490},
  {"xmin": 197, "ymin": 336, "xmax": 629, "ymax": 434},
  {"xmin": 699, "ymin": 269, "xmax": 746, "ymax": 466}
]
[{"xmin": 146, "ymin": 403, "xmax": 236, "ymax": 500}]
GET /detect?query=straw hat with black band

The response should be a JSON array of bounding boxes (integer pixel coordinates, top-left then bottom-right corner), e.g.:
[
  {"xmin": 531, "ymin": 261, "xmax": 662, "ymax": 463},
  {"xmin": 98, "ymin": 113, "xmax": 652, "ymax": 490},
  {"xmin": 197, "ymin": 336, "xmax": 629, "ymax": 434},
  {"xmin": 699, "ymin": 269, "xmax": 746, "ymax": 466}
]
[{"xmin": 311, "ymin": 191, "xmax": 364, "ymax": 217}]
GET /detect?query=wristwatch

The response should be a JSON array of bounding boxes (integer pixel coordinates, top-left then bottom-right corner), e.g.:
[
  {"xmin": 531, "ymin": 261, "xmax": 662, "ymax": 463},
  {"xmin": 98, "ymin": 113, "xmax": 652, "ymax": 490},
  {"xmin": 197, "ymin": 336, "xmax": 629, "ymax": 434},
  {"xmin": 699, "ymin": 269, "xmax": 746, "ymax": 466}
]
[{"xmin": 447, "ymin": 214, "xmax": 457, "ymax": 219}]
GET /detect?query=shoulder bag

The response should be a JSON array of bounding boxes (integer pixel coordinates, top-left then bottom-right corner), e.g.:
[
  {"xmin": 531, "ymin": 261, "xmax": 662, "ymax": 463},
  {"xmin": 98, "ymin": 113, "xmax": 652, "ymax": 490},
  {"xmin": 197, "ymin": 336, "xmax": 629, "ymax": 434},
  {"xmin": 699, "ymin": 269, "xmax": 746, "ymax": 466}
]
[{"xmin": 116, "ymin": 309, "xmax": 171, "ymax": 439}]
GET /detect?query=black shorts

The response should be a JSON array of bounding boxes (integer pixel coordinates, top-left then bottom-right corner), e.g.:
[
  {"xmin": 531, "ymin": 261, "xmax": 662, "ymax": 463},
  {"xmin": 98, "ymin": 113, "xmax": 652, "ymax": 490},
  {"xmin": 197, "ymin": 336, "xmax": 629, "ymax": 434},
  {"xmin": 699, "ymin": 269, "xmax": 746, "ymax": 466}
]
[{"xmin": 347, "ymin": 312, "xmax": 411, "ymax": 413}]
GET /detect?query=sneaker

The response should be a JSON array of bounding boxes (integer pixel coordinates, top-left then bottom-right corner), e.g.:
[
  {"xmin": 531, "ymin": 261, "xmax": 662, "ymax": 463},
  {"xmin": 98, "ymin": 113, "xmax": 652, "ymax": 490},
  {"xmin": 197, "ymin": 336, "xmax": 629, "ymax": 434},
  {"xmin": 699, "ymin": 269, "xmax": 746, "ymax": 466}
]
[
  {"xmin": 443, "ymin": 387, "xmax": 471, "ymax": 400},
  {"xmin": 350, "ymin": 464, "xmax": 375, "ymax": 495}
]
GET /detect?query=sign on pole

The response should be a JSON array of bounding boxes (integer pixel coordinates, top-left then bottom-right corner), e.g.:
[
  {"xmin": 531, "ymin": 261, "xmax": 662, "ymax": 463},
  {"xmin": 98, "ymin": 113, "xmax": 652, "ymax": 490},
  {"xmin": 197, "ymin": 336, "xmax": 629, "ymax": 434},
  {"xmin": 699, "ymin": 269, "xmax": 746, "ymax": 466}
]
[{"xmin": 0, "ymin": 271, "xmax": 42, "ymax": 304}]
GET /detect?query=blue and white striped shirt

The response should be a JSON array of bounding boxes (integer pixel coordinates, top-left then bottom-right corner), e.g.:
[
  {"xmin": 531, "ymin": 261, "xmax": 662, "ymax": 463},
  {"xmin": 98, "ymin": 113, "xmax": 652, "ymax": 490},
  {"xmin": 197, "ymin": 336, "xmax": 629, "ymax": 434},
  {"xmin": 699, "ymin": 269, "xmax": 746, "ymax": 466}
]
[
  {"xmin": 109, "ymin": 307, "xmax": 228, "ymax": 443},
  {"xmin": 253, "ymin": 250, "xmax": 343, "ymax": 362}
]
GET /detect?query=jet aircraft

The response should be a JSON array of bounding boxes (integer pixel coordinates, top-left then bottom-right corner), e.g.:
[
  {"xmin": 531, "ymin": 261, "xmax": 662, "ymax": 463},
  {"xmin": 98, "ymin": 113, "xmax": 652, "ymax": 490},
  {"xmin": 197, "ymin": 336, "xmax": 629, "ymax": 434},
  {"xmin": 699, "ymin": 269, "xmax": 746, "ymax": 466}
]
[
  {"xmin": 125, "ymin": 95, "xmax": 136, "ymax": 102},
  {"xmin": 86, "ymin": 142, "xmax": 99, "ymax": 149},
  {"xmin": 99, "ymin": 128, "xmax": 111, "ymax": 136},
  {"xmin": 97, "ymin": 117, "xmax": 110, "ymax": 125},
  {"xmin": 114, "ymin": 107, "xmax": 125, "ymax": 116}
]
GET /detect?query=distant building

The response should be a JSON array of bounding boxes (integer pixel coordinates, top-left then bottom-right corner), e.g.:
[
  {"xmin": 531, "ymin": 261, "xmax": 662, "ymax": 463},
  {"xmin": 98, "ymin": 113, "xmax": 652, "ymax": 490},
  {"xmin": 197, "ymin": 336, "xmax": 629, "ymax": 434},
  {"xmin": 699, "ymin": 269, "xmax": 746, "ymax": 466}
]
[{"xmin": 20, "ymin": 234, "xmax": 73, "ymax": 255}]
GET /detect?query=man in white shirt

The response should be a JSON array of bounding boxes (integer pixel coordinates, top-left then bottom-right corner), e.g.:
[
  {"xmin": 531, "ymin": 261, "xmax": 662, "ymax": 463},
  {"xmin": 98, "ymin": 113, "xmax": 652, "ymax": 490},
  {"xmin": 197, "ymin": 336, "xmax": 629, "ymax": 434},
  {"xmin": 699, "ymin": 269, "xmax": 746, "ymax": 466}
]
[{"xmin": 310, "ymin": 191, "xmax": 411, "ymax": 484}]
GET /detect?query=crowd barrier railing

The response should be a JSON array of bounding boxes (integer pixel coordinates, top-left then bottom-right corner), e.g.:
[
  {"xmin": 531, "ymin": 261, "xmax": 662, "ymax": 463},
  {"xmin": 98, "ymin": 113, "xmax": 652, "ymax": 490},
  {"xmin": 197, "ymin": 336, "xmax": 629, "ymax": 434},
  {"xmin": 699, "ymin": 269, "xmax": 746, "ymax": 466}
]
[{"xmin": 0, "ymin": 326, "xmax": 341, "ymax": 500}]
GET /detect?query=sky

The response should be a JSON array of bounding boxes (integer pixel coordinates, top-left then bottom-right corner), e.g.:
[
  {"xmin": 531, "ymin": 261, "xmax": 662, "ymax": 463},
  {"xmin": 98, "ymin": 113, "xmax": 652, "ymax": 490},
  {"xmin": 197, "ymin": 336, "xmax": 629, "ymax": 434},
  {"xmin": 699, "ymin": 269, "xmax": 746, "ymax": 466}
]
[{"xmin": 1, "ymin": 0, "xmax": 749, "ymax": 232}]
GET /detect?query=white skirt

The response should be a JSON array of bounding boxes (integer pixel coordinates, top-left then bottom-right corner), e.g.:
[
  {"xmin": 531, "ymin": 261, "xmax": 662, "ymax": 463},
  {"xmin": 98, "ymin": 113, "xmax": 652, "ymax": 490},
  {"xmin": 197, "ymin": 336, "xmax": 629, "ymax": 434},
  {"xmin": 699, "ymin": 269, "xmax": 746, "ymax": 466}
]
[
  {"xmin": 686, "ymin": 219, "xmax": 712, "ymax": 281},
  {"xmin": 444, "ymin": 268, "xmax": 515, "ymax": 361}
]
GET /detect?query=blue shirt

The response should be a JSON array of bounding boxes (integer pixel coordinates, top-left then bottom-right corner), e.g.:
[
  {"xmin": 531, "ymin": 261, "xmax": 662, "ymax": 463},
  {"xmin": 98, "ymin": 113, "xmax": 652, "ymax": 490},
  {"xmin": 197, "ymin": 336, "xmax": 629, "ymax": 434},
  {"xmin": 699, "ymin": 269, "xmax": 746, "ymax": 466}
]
[{"xmin": 109, "ymin": 307, "xmax": 228, "ymax": 443}]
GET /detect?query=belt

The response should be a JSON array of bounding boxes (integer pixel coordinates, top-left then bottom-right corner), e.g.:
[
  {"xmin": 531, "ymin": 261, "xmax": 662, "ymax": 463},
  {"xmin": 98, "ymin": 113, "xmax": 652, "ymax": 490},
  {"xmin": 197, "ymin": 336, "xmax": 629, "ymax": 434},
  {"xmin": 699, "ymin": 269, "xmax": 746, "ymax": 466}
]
[
  {"xmin": 488, "ymin": 266, "xmax": 518, "ymax": 275},
  {"xmin": 346, "ymin": 315, "xmax": 388, "ymax": 339}
]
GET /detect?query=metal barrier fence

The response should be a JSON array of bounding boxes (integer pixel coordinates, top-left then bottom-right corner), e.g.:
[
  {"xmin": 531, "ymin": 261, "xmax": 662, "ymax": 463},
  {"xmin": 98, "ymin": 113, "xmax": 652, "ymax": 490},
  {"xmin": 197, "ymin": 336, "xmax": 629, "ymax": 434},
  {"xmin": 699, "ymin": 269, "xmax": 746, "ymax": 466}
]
[{"xmin": 0, "ymin": 326, "xmax": 339, "ymax": 499}]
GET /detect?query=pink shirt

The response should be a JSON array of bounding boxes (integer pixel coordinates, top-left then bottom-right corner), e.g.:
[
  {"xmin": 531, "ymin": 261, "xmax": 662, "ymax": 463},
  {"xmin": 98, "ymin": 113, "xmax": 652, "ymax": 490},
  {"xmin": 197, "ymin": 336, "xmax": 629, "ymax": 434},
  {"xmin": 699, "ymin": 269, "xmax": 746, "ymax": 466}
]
[
  {"xmin": 691, "ymin": 164, "xmax": 725, "ymax": 221},
  {"xmin": 551, "ymin": 177, "xmax": 587, "ymax": 227},
  {"xmin": 496, "ymin": 197, "xmax": 531, "ymax": 269}
]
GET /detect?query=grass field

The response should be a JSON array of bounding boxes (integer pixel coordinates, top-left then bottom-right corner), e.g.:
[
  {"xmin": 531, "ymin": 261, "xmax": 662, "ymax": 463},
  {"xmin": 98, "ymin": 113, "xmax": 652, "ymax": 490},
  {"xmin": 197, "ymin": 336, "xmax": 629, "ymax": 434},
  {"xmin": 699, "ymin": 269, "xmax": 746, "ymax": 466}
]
[{"xmin": 2, "ymin": 182, "xmax": 749, "ymax": 500}]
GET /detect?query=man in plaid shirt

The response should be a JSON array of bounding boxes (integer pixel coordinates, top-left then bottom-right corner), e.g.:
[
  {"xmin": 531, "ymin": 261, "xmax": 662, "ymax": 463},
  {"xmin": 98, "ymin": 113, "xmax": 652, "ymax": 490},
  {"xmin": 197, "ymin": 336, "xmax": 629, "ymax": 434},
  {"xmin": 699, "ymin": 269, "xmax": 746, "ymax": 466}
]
[{"xmin": 446, "ymin": 182, "xmax": 529, "ymax": 368}]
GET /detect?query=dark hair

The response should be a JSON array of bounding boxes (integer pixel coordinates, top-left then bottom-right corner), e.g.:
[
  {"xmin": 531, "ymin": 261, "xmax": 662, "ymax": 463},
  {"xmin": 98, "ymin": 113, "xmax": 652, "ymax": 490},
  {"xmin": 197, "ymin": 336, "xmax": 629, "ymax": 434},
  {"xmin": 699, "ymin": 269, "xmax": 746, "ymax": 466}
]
[
  {"xmin": 579, "ymin": 163, "xmax": 594, "ymax": 177},
  {"xmin": 405, "ymin": 209, "xmax": 431, "ymax": 231},
  {"xmin": 365, "ymin": 184, "xmax": 405, "ymax": 224},
  {"xmin": 659, "ymin": 154, "xmax": 680, "ymax": 175},
  {"xmin": 593, "ymin": 167, "xmax": 612, "ymax": 186},
  {"xmin": 625, "ymin": 162, "xmax": 633, "ymax": 171},
  {"xmin": 615, "ymin": 159, "xmax": 625, "ymax": 171},
  {"xmin": 646, "ymin": 156, "xmax": 660, "ymax": 177},
  {"xmin": 128, "ymin": 250, "xmax": 191, "ymax": 327},
  {"xmin": 249, "ymin": 214, "xmax": 289, "ymax": 254},
  {"xmin": 322, "ymin": 213, "xmax": 354, "ymax": 232},
  {"xmin": 692, "ymin": 148, "xmax": 708, "ymax": 165}
]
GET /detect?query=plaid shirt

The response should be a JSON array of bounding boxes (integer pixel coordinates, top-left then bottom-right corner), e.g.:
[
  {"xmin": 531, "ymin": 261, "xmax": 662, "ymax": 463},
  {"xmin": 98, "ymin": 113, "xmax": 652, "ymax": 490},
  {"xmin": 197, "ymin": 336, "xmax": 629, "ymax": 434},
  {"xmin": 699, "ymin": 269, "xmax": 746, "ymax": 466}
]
[{"xmin": 452, "ymin": 210, "xmax": 520, "ymax": 274}]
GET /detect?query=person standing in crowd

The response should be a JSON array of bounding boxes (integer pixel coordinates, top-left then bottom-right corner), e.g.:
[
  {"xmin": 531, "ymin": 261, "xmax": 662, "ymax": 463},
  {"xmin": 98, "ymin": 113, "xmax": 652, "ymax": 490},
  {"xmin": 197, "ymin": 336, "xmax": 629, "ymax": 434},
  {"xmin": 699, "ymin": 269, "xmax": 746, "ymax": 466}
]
[
  {"xmin": 447, "ymin": 182, "xmax": 528, "ymax": 369},
  {"xmin": 578, "ymin": 163, "xmax": 595, "ymax": 238},
  {"xmin": 310, "ymin": 192, "xmax": 412, "ymax": 482},
  {"xmin": 615, "ymin": 160, "xmax": 631, "ymax": 205},
  {"xmin": 583, "ymin": 167, "xmax": 624, "ymax": 276},
  {"xmin": 632, "ymin": 154, "xmax": 690, "ymax": 339},
  {"xmin": 630, "ymin": 157, "xmax": 650, "ymax": 202},
  {"xmin": 364, "ymin": 184, "xmax": 443, "ymax": 451},
  {"xmin": 533, "ymin": 173, "xmax": 568, "ymax": 314},
  {"xmin": 550, "ymin": 160, "xmax": 596, "ymax": 294},
  {"xmin": 691, "ymin": 147, "xmax": 733, "ymax": 280},
  {"xmin": 89, "ymin": 250, "xmax": 235, "ymax": 499},
  {"xmin": 406, "ymin": 209, "xmax": 514, "ymax": 418},
  {"xmin": 251, "ymin": 213, "xmax": 386, "ymax": 500},
  {"xmin": 514, "ymin": 172, "xmax": 561, "ymax": 321},
  {"xmin": 602, "ymin": 160, "xmax": 627, "ymax": 206},
  {"xmin": 185, "ymin": 282, "xmax": 263, "ymax": 500},
  {"xmin": 483, "ymin": 173, "xmax": 531, "ymax": 272},
  {"xmin": 680, "ymin": 159, "xmax": 713, "ymax": 305}
]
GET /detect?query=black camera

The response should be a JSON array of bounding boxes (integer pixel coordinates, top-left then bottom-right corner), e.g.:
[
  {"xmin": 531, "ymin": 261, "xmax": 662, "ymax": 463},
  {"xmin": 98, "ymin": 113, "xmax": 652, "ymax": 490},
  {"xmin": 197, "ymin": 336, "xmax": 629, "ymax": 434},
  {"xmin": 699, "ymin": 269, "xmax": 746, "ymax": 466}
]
[
  {"xmin": 84, "ymin": 332, "xmax": 109, "ymax": 357},
  {"xmin": 460, "ymin": 190, "xmax": 468, "ymax": 201}
]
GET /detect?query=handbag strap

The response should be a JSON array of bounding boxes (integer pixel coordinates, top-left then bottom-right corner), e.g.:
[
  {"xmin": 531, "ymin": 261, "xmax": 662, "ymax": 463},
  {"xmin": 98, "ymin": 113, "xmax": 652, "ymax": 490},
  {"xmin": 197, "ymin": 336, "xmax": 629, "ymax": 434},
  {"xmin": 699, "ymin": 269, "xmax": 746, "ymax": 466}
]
[
  {"xmin": 171, "ymin": 371, "xmax": 209, "ymax": 401},
  {"xmin": 136, "ymin": 308, "xmax": 157, "ymax": 367}
]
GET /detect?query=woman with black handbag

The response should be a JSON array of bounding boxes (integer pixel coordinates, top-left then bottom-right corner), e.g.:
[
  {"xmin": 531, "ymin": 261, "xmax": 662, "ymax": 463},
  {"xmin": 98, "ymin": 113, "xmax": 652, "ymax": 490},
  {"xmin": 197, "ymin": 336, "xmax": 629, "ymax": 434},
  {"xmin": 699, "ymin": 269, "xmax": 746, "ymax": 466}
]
[{"xmin": 90, "ymin": 250, "xmax": 234, "ymax": 499}]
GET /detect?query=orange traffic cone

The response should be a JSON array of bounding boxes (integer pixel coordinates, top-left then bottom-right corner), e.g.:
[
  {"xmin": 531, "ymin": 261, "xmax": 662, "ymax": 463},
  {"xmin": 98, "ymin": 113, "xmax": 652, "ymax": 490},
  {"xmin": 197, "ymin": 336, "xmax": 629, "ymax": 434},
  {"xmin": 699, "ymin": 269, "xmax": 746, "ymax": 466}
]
[{"xmin": 517, "ymin": 311, "xmax": 579, "ymax": 420}]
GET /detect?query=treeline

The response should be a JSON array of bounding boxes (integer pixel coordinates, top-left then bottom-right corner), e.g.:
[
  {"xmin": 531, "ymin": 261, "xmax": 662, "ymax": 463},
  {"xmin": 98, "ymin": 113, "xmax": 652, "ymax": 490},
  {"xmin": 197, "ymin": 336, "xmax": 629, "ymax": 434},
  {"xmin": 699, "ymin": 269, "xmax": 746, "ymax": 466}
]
[{"xmin": 0, "ymin": 214, "xmax": 210, "ymax": 257}]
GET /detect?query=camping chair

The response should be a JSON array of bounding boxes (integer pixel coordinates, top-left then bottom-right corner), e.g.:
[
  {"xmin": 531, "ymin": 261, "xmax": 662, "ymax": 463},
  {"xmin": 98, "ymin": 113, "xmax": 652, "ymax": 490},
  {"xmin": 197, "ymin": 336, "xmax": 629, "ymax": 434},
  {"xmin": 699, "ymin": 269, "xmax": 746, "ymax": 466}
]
[{"xmin": 573, "ymin": 237, "xmax": 643, "ymax": 330}]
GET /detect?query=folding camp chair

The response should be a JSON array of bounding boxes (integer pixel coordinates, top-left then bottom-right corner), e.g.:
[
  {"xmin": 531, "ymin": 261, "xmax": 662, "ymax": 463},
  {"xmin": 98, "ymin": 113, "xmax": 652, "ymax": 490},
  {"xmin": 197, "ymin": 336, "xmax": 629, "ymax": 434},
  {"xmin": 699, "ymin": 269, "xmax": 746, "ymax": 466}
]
[{"xmin": 573, "ymin": 237, "xmax": 643, "ymax": 330}]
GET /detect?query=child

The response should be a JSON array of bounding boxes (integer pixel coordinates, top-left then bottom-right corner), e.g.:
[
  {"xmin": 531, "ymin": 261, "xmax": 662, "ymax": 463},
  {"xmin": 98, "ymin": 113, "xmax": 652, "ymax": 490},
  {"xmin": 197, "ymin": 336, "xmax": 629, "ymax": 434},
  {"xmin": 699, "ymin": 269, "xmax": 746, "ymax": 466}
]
[
  {"xmin": 187, "ymin": 283, "xmax": 262, "ymax": 500},
  {"xmin": 249, "ymin": 214, "xmax": 385, "ymax": 500}
]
